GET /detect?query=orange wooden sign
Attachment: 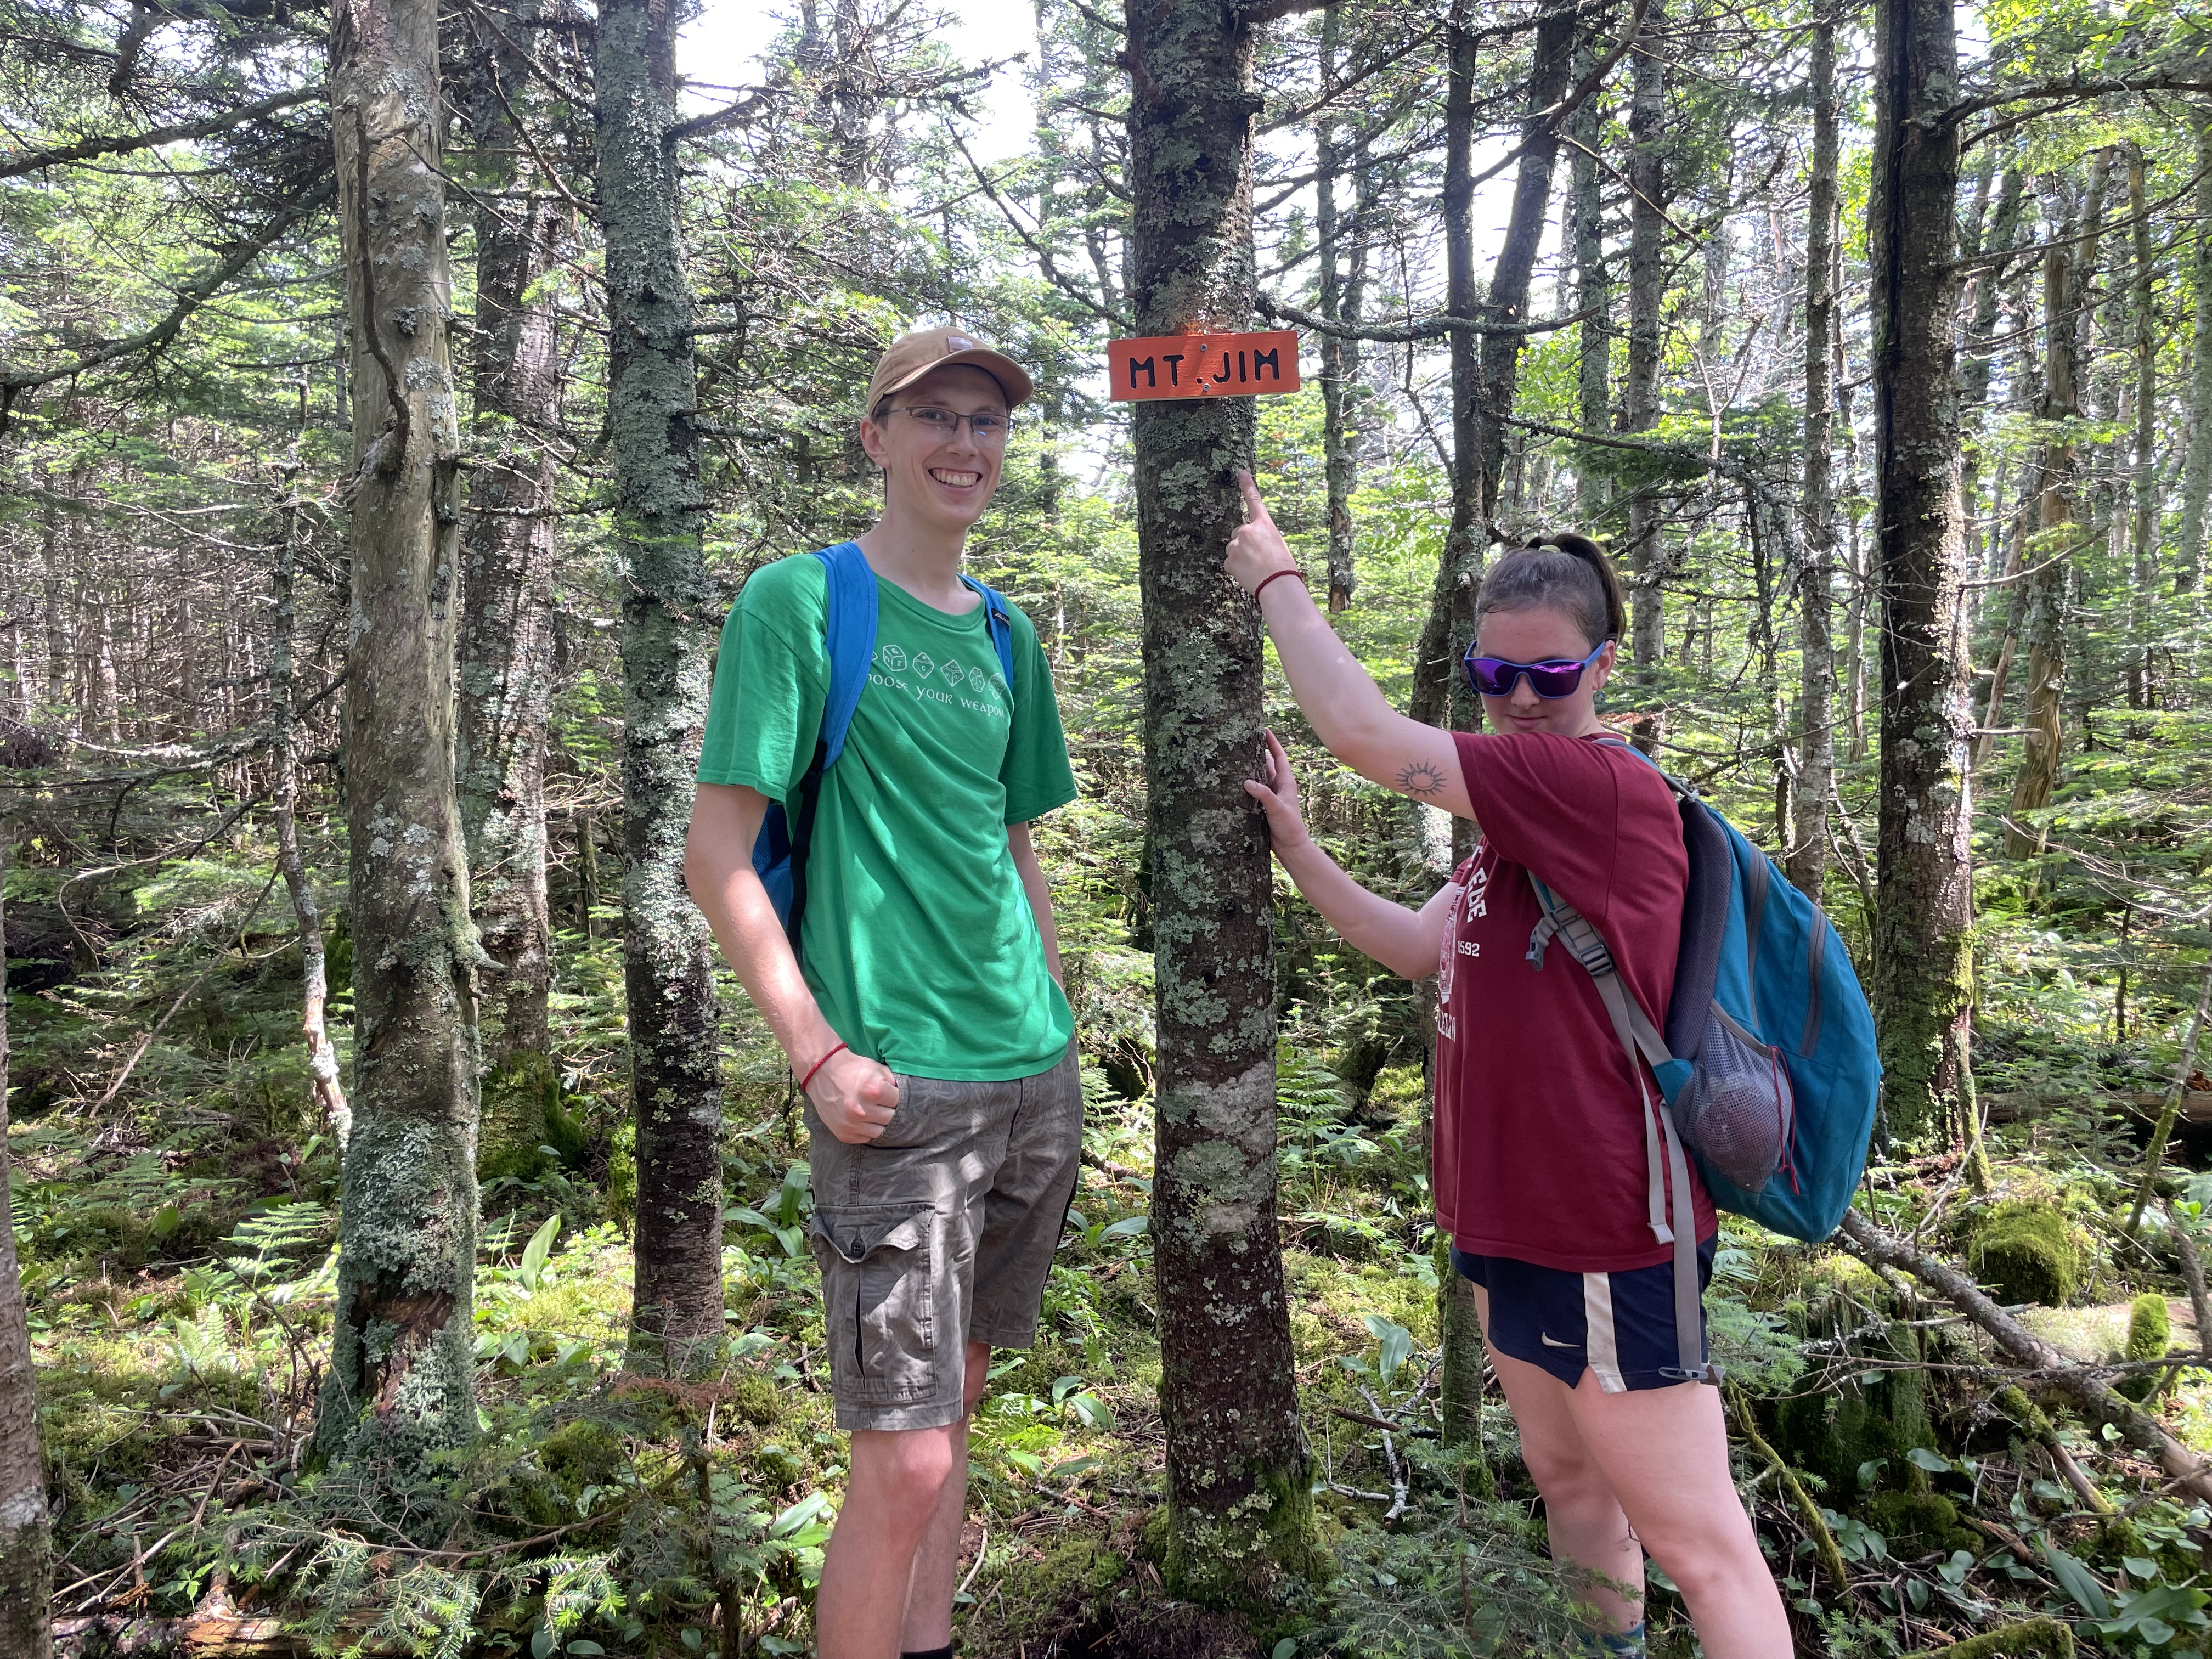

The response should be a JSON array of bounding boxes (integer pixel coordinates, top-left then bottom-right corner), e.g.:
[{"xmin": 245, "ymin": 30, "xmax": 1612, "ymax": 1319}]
[{"xmin": 1107, "ymin": 330, "xmax": 1301, "ymax": 401}]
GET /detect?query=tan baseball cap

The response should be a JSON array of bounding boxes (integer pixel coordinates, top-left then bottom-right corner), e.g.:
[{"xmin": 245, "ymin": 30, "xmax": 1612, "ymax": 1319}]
[{"xmin": 865, "ymin": 325, "xmax": 1034, "ymax": 415}]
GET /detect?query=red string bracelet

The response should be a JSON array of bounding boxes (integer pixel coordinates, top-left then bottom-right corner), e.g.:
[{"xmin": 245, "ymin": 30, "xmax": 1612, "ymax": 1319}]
[
  {"xmin": 1252, "ymin": 567, "xmax": 1308, "ymax": 603},
  {"xmin": 798, "ymin": 1041, "xmax": 848, "ymax": 1094}
]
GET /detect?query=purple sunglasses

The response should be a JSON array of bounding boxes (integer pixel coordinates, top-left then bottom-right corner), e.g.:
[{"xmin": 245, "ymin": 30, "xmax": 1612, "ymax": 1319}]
[{"xmin": 1463, "ymin": 640, "xmax": 1609, "ymax": 698}]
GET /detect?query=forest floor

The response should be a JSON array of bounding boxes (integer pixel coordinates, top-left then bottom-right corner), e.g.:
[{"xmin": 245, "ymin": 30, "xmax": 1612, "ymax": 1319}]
[{"xmin": 16, "ymin": 864, "xmax": 2212, "ymax": 1657}]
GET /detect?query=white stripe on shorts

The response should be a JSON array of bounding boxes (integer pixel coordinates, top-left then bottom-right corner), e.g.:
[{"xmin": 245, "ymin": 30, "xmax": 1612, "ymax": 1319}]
[{"xmin": 1583, "ymin": 1272, "xmax": 1627, "ymax": 1393}]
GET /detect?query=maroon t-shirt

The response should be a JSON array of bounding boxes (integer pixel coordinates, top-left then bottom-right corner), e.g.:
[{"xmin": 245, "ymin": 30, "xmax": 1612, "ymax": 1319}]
[{"xmin": 1432, "ymin": 731, "xmax": 1712, "ymax": 1272}]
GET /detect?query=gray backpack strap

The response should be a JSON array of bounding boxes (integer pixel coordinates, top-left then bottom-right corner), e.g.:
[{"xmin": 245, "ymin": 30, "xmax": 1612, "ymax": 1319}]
[{"xmin": 1527, "ymin": 875, "xmax": 1711, "ymax": 1385}]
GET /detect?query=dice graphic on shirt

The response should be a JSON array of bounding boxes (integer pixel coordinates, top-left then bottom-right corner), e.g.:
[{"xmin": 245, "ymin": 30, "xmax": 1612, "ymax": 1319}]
[
  {"xmin": 881, "ymin": 644, "xmax": 909, "ymax": 673},
  {"xmin": 941, "ymin": 659, "xmax": 965, "ymax": 687},
  {"xmin": 912, "ymin": 652, "xmax": 935, "ymax": 680}
]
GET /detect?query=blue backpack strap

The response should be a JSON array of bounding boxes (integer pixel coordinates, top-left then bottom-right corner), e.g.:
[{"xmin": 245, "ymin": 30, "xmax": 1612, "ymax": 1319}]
[
  {"xmin": 764, "ymin": 543, "xmax": 879, "ymax": 959},
  {"xmin": 1525, "ymin": 871, "xmax": 1710, "ymax": 1384},
  {"xmin": 960, "ymin": 574, "xmax": 1018, "ymax": 701},
  {"xmin": 818, "ymin": 541, "xmax": 879, "ymax": 766}
]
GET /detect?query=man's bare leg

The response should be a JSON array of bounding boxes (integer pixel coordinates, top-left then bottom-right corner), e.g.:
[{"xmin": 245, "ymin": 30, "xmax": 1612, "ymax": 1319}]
[
  {"xmin": 815, "ymin": 1414, "xmax": 962, "ymax": 1659},
  {"xmin": 900, "ymin": 1339, "xmax": 992, "ymax": 1652}
]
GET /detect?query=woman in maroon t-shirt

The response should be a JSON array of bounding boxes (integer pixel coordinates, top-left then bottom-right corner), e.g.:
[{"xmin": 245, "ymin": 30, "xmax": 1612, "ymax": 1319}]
[{"xmin": 1224, "ymin": 475, "xmax": 1787, "ymax": 1659}]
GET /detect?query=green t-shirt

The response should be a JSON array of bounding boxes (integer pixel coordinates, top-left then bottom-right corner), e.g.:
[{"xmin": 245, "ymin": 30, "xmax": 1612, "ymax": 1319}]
[{"xmin": 696, "ymin": 547, "xmax": 1078, "ymax": 1080}]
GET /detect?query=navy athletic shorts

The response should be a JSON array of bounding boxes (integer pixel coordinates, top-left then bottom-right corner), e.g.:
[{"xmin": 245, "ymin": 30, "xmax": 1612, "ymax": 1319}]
[{"xmin": 1449, "ymin": 1234, "xmax": 1717, "ymax": 1393}]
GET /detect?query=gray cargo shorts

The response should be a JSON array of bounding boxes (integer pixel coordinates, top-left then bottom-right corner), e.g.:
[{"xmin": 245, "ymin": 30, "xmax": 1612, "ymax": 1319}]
[{"xmin": 804, "ymin": 1042, "xmax": 1082, "ymax": 1432}]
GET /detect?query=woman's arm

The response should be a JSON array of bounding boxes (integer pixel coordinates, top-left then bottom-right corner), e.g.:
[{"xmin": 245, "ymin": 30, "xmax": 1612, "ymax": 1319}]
[
  {"xmin": 1227, "ymin": 472, "xmax": 1474, "ymax": 818},
  {"xmin": 1246, "ymin": 731, "xmax": 1454, "ymax": 980}
]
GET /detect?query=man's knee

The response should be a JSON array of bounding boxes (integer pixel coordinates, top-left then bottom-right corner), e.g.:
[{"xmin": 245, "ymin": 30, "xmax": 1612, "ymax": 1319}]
[{"xmin": 851, "ymin": 1424, "xmax": 961, "ymax": 1512}]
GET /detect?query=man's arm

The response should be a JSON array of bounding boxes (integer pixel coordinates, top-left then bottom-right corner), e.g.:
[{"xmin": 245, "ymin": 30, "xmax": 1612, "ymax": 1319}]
[
  {"xmin": 1007, "ymin": 821, "xmax": 1062, "ymax": 985},
  {"xmin": 684, "ymin": 781, "xmax": 900, "ymax": 1144}
]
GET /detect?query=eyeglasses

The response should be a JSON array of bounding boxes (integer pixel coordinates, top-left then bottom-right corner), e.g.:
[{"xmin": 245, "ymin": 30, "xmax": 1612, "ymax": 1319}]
[
  {"xmin": 1463, "ymin": 640, "xmax": 1609, "ymax": 698},
  {"xmin": 883, "ymin": 405, "xmax": 1015, "ymax": 444}
]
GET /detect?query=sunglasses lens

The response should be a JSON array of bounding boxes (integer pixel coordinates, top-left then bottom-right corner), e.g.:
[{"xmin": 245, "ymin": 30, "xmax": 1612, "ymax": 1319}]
[
  {"xmin": 1465, "ymin": 657, "xmax": 1515, "ymax": 695},
  {"xmin": 1462, "ymin": 653, "xmax": 1592, "ymax": 698}
]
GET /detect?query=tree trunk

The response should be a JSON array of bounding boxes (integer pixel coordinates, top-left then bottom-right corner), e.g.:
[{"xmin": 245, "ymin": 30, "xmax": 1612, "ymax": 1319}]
[
  {"xmin": 315, "ymin": 0, "xmax": 483, "ymax": 1477},
  {"xmin": 1788, "ymin": 0, "xmax": 1837, "ymax": 900},
  {"xmin": 1315, "ymin": 2, "xmax": 1363, "ymax": 612},
  {"xmin": 1475, "ymin": 5, "xmax": 1575, "ymax": 514},
  {"xmin": 2180, "ymin": 112, "xmax": 2212, "ymax": 596},
  {"xmin": 1867, "ymin": 0, "xmax": 1974, "ymax": 1146},
  {"xmin": 0, "ymin": 866, "xmax": 54, "ymax": 1659},
  {"xmin": 2129, "ymin": 146, "xmax": 2157, "ymax": 704},
  {"xmin": 597, "ymin": 0, "xmax": 727, "ymax": 1376},
  {"xmin": 273, "ymin": 454, "xmax": 348, "ymax": 1147},
  {"xmin": 1125, "ymin": 0, "xmax": 1314, "ymax": 1599},
  {"xmin": 2005, "ymin": 157, "xmax": 2108, "ymax": 861},
  {"xmin": 459, "ymin": 7, "xmax": 565, "ymax": 1176},
  {"xmin": 1570, "ymin": 28, "xmax": 1609, "ymax": 517},
  {"xmin": 1407, "ymin": 1, "xmax": 1487, "ymax": 737},
  {"xmin": 1622, "ymin": 0, "xmax": 1668, "ymax": 699}
]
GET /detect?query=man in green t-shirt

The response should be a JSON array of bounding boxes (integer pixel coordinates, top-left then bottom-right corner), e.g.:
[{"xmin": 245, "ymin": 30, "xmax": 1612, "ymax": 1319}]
[{"xmin": 684, "ymin": 328, "xmax": 1079, "ymax": 1659}]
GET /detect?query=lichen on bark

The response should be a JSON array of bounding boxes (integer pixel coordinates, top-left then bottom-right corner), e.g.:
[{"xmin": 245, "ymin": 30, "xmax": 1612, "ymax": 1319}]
[
  {"xmin": 1126, "ymin": 0, "xmax": 1314, "ymax": 1604},
  {"xmin": 596, "ymin": 0, "xmax": 727, "ymax": 1376},
  {"xmin": 314, "ymin": 0, "xmax": 484, "ymax": 1487}
]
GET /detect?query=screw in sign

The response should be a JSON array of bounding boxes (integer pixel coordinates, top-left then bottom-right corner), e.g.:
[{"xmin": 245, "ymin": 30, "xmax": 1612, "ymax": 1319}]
[{"xmin": 1106, "ymin": 330, "xmax": 1302, "ymax": 401}]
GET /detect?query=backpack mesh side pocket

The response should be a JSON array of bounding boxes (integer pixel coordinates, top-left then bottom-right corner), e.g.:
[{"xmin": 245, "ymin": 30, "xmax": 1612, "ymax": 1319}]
[{"xmin": 1674, "ymin": 1005, "xmax": 1792, "ymax": 1193}]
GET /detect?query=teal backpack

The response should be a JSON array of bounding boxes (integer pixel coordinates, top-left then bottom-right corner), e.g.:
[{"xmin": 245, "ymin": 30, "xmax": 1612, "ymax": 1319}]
[{"xmin": 1526, "ymin": 739, "xmax": 1881, "ymax": 1381}]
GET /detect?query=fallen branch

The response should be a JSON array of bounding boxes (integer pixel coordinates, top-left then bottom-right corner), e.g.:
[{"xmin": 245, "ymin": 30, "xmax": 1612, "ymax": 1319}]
[
  {"xmin": 1838, "ymin": 1211, "xmax": 2212, "ymax": 1505},
  {"xmin": 1725, "ymin": 1383, "xmax": 1849, "ymax": 1596}
]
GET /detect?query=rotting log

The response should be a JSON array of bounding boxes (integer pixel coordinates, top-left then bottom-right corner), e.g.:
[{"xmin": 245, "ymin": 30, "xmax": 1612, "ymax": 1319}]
[
  {"xmin": 1982, "ymin": 1090, "xmax": 2212, "ymax": 1126},
  {"xmin": 1838, "ymin": 1211, "xmax": 2212, "ymax": 1505}
]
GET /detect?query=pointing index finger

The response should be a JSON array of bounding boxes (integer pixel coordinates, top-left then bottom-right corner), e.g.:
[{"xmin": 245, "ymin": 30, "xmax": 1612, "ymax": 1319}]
[{"xmin": 1236, "ymin": 470, "xmax": 1273, "ymax": 525}]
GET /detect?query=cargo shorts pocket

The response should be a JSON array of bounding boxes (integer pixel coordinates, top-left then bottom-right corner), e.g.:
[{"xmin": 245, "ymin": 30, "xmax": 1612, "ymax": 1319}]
[{"xmin": 810, "ymin": 1204, "xmax": 937, "ymax": 1404}]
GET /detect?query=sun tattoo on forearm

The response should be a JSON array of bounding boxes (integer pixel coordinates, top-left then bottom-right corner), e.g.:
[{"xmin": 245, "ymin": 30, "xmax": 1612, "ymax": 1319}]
[{"xmin": 1396, "ymin": 760, "xmax": 1447, "ymax": 799}]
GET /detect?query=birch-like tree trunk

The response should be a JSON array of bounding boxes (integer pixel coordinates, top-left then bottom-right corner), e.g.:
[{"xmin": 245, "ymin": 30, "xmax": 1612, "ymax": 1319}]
[
  {"xmin": 273, "ymin": 456, "xmax": 348, "ymax": 1146},
  {"xmin": 1788, "ymin": 0, "xmax": 1838, "ymax": 900},
  {"xmin": 2177, "ymin": 112, "xmax": 2212, "ymax": 597},
  {"xmin": 315, "ymin": 0, "xmax": 483, "ymax": 1473},
  {"xmin": 1867, "ymin": 0, "xmax": 1974, "ymax": 1144},
  {"xmin": 459, "ymin": 8, "xmax": 565, "ymax": 1176},
  {"xmin": 0, "ymin": 870, "xmax": 53, "ymax": 1659},
  {"xmin": 1125, "ymin": 0, "xmax": 1314, "ymax": 1598},
  {"xmin": 1622, "ymin": 0, "xmax": 1669, "ymax": 695},
  {"xmin": 597, "ymin": 0, "xmax": 727, "ymax": 1376}
]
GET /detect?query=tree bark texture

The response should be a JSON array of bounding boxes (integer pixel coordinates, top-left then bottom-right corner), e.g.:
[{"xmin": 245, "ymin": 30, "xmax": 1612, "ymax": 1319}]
[
  {"xmin": 2005, "ymin": 160, "xmax": 2106, "ymax": 861},
  {"xmin": 597, "ymin": 0, "xmax": 728, "ymax": 1376},
  {"xmin": 1125, "ymin": 0, "xmax": 1314, "ymax": 1600},
  {"xmin": 2177, "ymin": 112, "xmax": 2212, "ymax": 597},
  {"xmin": 460, "ymin": 5, "xmax": 566, "ymax": 1175},
  {"xmin": 315, "ymin": 0, "xmax": 483, "ymax": 1476},
  {"xmin": 1622, "ymin": 0, "xmax": 1668, "ymax": 682},
  {"xmin": 0, "ymin": 869, "xmax": 55, "ymax": 1659},
  {"xmin": 1867, "ymin": 0, "xmax": 1974, "ymax": 1146},
  {"xmin": 1788, "ymin": 0, "xmax": 1837, "ymax": 900}
]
